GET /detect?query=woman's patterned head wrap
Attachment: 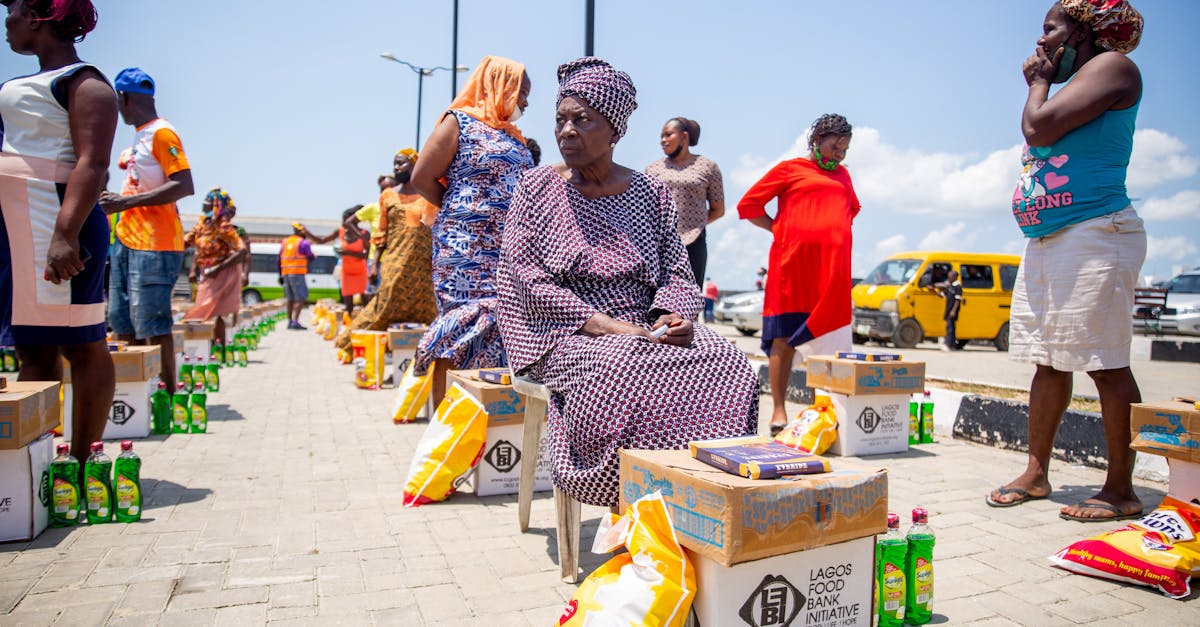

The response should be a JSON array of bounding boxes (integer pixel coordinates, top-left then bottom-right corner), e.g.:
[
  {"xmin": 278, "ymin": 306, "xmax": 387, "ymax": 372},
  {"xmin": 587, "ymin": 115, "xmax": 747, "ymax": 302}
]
[
  {"xmin": 395, "ymin": 148, "xmax": 418, "ymax": 164},
  {"xmin": 203, "ymin": 187, "xmax": 233, "ymax": 220},
  {"xmin": 556, "ymin": 57, "xmax": 638, "ymax": 142},
  {"xmin": 1060, "ymin": 0, "xmax": 1143, "ymax": 53}
]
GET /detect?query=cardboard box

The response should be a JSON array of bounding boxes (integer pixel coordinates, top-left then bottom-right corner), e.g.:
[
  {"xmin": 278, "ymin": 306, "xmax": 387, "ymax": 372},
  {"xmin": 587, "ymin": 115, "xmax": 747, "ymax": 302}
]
[
  {"xmin": 446, "ymin": 370, "xmax": 525, "ymax": 417},
  {"xmin": 181, "ymin": 339, "xmax": 211, "ymax": 360},
  {"xmin": 464, "ymin": 421, "xmax": 553, "ymax": 496},
  {"xmin": 176, "ymin": 320, "xmax": 216, "ymax": 341},
  {"xmin": 387, "ymin": 326, "xmax": 426, "ymax": 352},
  {"xmin": 63, "ymin": 345, "xmax": 160, "ymax": 383},
  {"xmin": 0, "ymin": 433, "xmax": 52, "ymax": 542},
  {"xmin": 62, "ymin": 346, "xmax": 160, "ymax": 441},
  {"xmin": 1169, "ymin": 458, "xmax": 1200, "ymax": 502},
  {"xmin": 689, "ymin": 536, "xmax": 875, "ymax": 627},
  {"xmin": 0, "ymin": 382, "xmax": 59, "ymax": 450},
  {"xmin": 619, "ymin": 449, "xmax": 887, "ymax": 566},
  {"xmin": 805, "ymin": 356, "xmax": 925, "ymax": 396},
  {"xmin": 1131, "ymin": 400, "xmax": 1200, "ymax": 463},
  {"xmin": 823, "ymin": 392, "xmax": 910, "ymax": 457}
]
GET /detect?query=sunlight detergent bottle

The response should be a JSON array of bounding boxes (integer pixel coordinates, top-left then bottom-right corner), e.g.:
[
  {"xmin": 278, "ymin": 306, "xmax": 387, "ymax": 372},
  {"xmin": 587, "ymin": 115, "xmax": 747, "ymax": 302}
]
[
  {"xmin": 235, "ymin": 334, "xmax": 249, "ymax": 367},
  {"xmin": 210, "ymin": 341, "xmax": 224, "ymax": 366},
  {"xmin": 205, "ymin": 356, "xmax": 220, "ymax": 393},
  {"xmin": 909, "ymin": 395, "xmax": 920, "ymax": 445},
  {"xmin": 179, "ymin": 355, "xmax": 193, "ymax": 391},
  {"xmin": 113, "ymin": 441, "xmax": 142, "ymax": 523},
  {"xmin": 876, "ymin": 512, "xmax": 907, "ymax": 627},
  {"xmin": 151, "ymin": 381, "xmax": 172, "ymax": 435},
  {"xmin": 48, "ymin": 443, "xmax": 81, "ymax": 527},
  {"xmin": 223, "ymin": 340, "xmax": 236, "ymax": 367},
  {"xmin": 84, "ymin": 442, "xmax": 113, "ymax": 524},
  {"xmin": 905, "ymin": 508, "xmax": 935, "ymax": 624},
  {"xmin": 190, "ymin": 383, "xmax": 208, "ymax": 433},
  {"xmin": 172, "ymin": 382, "xmax": 190, "ymax": 433},
  {"xmin": 919, "ymin": 391, "xmax": 935, "ymax": 444}
]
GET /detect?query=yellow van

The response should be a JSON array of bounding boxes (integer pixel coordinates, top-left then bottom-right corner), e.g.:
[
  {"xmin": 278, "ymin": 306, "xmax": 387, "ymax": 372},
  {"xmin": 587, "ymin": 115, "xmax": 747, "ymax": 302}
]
[{"xmin": 852, "ymin": 251, "xmax": 1022, "ymax": 350}]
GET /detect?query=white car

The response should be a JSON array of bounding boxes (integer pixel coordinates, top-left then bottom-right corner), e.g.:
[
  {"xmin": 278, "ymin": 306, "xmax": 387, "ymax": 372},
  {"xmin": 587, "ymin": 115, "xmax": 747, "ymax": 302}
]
[
  {"xmin": 714, "ymin": 291, "xmax": 763, "ymax": 336},
  {"xmin": 1135, "ymin": 271, "xmax": 1200, "ymax": 336}
]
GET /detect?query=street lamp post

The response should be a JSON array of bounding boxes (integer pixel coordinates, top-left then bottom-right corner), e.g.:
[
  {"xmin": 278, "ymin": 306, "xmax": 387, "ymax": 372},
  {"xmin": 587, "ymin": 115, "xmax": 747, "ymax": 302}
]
[{"xmin": 380, "ymin": 53, "xmax": 468, "ymax": 149}]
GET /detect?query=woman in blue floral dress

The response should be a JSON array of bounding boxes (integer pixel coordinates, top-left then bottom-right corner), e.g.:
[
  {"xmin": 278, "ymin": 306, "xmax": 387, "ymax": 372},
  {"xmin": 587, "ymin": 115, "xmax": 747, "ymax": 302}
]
[{"xmin": 412, "ymin": 55, "xmax": 532, "ymax": 404}]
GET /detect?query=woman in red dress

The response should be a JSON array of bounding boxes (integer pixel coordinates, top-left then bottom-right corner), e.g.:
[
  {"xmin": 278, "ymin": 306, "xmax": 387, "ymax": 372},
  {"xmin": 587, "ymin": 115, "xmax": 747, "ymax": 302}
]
[{"xmin": 738, "ymin": 114, "xmax": 860, "ymax": 434}]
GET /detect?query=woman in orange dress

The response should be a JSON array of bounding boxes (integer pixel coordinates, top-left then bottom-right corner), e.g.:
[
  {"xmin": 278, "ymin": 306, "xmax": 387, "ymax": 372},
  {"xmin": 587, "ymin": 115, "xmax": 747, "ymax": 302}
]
[
  {"xmin": 738, "ymin": 114, "xmax": 859, "ymax": 434},
  {"xmin": 184, "ymin": 188, "xmax": 247, "ymax": 343}
]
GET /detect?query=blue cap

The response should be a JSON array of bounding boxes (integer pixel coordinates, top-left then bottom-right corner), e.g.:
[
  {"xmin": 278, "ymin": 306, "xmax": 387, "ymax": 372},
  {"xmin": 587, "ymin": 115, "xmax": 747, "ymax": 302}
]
[{"xmin": 113, "ymin": 68, "xmax": 155, "ymax": 95}]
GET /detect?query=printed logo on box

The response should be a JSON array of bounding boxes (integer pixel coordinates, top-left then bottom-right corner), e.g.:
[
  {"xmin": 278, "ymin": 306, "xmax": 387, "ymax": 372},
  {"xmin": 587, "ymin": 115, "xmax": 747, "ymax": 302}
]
[
  {"xmin": 38, "ymin": 472, "xmax": 49, "ymax": 507},
  {"xmin": 0, "ymin": 496, "xmax": 11, "ymax": 514},
  {"xmin": 856, "ymin": 407, "xmax": 881, "ymax": 434},
  {"xmin": 110, "ymin": 400, "xmax": 135, "ymax": 425},
  {"xmin": 739, "ymin": 574, "xmax": 802, "ymax": 627},
  {"xmin": 483, "ymin": 440, "xmax": 521, "ymax": 473}
]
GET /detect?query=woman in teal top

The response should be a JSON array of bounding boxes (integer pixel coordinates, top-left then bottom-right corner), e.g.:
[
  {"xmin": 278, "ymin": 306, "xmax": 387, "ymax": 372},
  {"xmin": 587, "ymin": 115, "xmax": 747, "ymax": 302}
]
[{"xmin": 988, "ymin": 0, "xmax": 1146, "ymax": 524}]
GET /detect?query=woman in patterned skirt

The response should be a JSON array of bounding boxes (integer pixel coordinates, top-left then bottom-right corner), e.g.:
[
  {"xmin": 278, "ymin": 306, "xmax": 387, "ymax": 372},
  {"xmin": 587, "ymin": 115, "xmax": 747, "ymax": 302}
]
[
  {"xmin": 183, "ymin": 188, "xmax": 246, "ymax": 343},
  {"xmin": 645, "ymin": 116, "xmax": 724, "ymax": 287},
  {"xmin": 497, "ymin": 57, "xmax": 758, "ymax": 508},
  {"xmin": 335, "ymin": 150, "xmax": 438, "ymax": 352},
  {"xmin": 412, "ymin": 55, "xmax": 533, "ymax": 404}
]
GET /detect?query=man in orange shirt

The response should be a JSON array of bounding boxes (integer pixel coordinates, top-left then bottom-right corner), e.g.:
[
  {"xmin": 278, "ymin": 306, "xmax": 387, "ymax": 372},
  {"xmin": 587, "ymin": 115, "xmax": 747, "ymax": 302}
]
[{"xmin": 99, "ymin": 68, "xmax": 194, "ymax": 391}]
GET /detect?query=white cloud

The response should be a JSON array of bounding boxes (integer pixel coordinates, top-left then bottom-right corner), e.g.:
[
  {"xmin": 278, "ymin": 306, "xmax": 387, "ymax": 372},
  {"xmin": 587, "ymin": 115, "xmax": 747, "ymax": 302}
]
[
  {"xmin": 1139, "ymin": 189, "xmax": 1200, "ymax": 221},
  {"xmin": 874, "ymin": 234, "xmax": 908, "ymax": 258},
  {"xmin": 1146, "ymin": 235, "xmax": 1199, "ymax": 262},
  {"xmin": 1128, "ymin": 129, "xmax": 1199, "ymax": 193},
  {"xmin": 705, "ymin": 220, "xmax": 771, "ymax": 290},
  {"xmin": 731, "ymin": 127, "xmax": 1199, "ymax": 219},
  {"xmin": 917, "ymin": 222, "xmax": 977, "ymax": 250}
]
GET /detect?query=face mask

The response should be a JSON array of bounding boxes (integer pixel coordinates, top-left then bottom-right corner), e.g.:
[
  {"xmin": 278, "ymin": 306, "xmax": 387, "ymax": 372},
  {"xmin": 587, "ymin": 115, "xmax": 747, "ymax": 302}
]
[
  {"xmin": 1052, "ymin": 44, "xmax": 1078, "ymax": 84},
  {"xmin": 813, "ymin": 145, "xmax": 839, "ymax": 171},
  {"xmin": 509, "ymin": 106, "xmax": 524, "ymax": 122}
]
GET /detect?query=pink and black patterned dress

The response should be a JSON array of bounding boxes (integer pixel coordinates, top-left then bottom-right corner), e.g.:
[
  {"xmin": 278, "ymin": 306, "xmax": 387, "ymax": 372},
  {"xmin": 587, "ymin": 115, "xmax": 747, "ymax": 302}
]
[
  {"xmin": 497, "ymin": 166, "xmax": 758, "ymax": 507},
  {"xmin": 413, "ymin": 110, "xmax": 532, "ymax": 375}
]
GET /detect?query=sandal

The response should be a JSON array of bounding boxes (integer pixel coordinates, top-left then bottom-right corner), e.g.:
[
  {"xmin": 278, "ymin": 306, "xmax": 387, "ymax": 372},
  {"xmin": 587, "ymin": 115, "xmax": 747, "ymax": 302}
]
[
  {"xmin": 769, "ymin": 422, "xmax": 786, "ymax": 437},
  {"xmin": 1059, "ymin": 501, "xmax": 1143, "ymax": 523},
  {"xmin": 985, "ymin": 486, "xmax": 1048, "ymax": 508}
]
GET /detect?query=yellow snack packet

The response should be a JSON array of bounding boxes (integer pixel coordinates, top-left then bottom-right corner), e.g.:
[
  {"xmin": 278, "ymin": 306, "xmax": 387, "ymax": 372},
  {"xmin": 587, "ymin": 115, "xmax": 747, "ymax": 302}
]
[
  {"xmin": 775, "ymin": 394, "xmax": 839, "ymax": 454},
  {"xmin": 402, "ymin": 383, "xmax": 487, "ymax": 506}
]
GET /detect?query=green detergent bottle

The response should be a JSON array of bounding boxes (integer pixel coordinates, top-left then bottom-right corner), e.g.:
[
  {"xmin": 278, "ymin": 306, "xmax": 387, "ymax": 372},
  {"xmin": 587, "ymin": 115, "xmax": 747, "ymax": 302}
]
[
  {"xmin": 190, "ymin": 383, "xmax": 208, "ymax": 433},
  {"xmin": 919, "ymin": 391, "xmax": 935, "ymax": 444},
  {"xmin": 172, "ymin": 382, "xmax": 190, "ymax": 433},
  {"xmin": 235, "ymin": 337, "xmax": 248, "ymax": 367},
  {"xmin": 1, "ymin": 346, "xmax": 15, "ymax": 372},
  {"xmin": 908, "ymin": 395, "xmax": 919, "ymax": 445},
  {"xmin": 113, "ymin": 441, "xmax": 142, "ymax": 523},
  {"xmin": 205, "ymin": 357, "xmax": 220, "ymax": 393},
  {"xmin": 248, "ymin": 327, "xmax": 259, "ymax": 350},
  {"xmin": 877, "ymin": 512, "xmax": 907, "ymax": 627},
  {"xmin": 48, "ymin": 443, "xmax": 81, "ymax": 527},
  {"xmin": 179, "ymin": 355, "xmax": 193, "ymax": 391},
  {"xmin": 84, "ymin": 442, "xmax": 113, "ymax": 524},
  {"xmin": 223, "ymin": 339, "xmax": 235, "ymax": 366},
  {"xmin": 905, "ymin": 508, "xmax": 935, "ymax": 625},
  {"xmin": 151, "ymin": 381, "xmax": 172, "ymax": 435}
]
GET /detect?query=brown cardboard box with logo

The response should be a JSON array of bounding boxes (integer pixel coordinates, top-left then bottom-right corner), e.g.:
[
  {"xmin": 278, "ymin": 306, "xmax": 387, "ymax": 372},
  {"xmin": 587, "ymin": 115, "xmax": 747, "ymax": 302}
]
[
  {"xmin": 619, "ymin": 448, "xmax": 887, "ymax": 566},
  {"xmin": 0, "ymin": 382, "xmax": 59, "ymax": 450},
  {"xmin": 62, "ymin": 346, "xmax": 161, "ymax": 441},
  {"xmin": 446, "ymin": 370, "xmax": 550, "ymax": 496},
  {"xmin": 805, "ymin": 355, "xmax": 925, "ymax": 396},
  {"xmin": 446, "ymin": 370, "xmax": 525, "ymax": 425},
  {"xmin": 1131, "ymin": 399, "xmax": 1200, "ymax": 464},
  {"xmin": 387, "ymin": 326, "xmax": 427, "ymax": 353},
  {"xmin": 62, "ymin": 345, "xmax": 161, "ymax": 384},
  {"xmin": 177, "ymin": 320, "xmax": 216, "ymax": 341}
]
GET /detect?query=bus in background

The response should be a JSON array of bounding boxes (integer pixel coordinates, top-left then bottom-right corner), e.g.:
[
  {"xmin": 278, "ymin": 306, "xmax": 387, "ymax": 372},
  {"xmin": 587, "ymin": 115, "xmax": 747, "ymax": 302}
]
[{"xmin": 241, "ymin": 242, "xmax": 340, "ymax": 305}]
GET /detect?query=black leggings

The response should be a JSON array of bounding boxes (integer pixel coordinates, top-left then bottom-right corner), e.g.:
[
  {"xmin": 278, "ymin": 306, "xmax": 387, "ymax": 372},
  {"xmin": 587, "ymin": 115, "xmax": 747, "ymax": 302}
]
[{"xmin": 685, "ymin": 230, "xmax": 706, "ymax": 287}]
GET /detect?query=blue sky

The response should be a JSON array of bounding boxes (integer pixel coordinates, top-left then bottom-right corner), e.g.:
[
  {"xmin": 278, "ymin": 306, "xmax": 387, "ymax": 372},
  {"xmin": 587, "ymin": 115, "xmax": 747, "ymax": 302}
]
[{"xmin": 10, "ymin": 0, "xmax": 1198, "ymax": 289}]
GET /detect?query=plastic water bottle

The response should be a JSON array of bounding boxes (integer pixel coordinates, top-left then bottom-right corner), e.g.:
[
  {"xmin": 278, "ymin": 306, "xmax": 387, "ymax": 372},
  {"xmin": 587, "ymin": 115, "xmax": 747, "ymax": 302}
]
[
  {"xmin": 48, "ymin": 443, "xmax": 81, "ymax": 527},
  {"xmin": 919, "ymin": 391, "xmax": 934, "ymax": 444},
  {"xmin": 190, "ymin": 382, "xmax": 208, "ymax": 433},
  {"xmin": 905, "ymin": 508, "xmax": 935, "ymax": 624},
  {"xmin": 84, "ymin": 442, "xmax": 113, "ymax": 524},
  {"xmin": 113, "ymin": 441, "xmax": 142, "ymax": 523},
  {"xmin": 151, "ymin": 381, "xmax": 172, "ymax": 435},
  {"xmin": 172, "ymin": 382, "xmax": 190, "ymax": 433},
  {"xmin": 876, "ymin": 512, "xmax": 907, "ymax": 627}
]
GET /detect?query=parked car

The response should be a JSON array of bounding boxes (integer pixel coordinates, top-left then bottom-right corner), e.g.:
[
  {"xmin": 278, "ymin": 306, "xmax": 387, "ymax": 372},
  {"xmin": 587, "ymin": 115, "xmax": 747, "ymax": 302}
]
[
  {"xmin": 1133, "ymin": 270, "xmax": 1200, "ymax": 336},
  {"xmin": 852, "ymin": 251, "xmax": 1021, "ymax": 350},
  {"xmin": 714, "ymin": 290, "xmax": 763, "ymax": 336},
  {"xmin": 241, "ymin": 242, "xmax": 340, "ymax": 305}
]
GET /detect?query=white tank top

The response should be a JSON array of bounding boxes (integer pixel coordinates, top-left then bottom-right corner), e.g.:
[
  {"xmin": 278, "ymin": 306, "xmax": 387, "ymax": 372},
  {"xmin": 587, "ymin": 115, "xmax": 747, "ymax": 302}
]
[{"xmin": 0, "ymin": 63, "xmax": 103, "ymax": 164}]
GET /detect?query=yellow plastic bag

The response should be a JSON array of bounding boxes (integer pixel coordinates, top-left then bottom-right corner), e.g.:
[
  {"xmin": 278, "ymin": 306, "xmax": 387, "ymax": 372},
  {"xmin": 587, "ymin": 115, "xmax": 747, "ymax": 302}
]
[
  {"xmin": 402, "ymin": 383, "xmax": 487, "ymax": 506},
  {"xmin": 391, "ymin": 359, "xmax": 431, "ymax": 423},
  {"xmin": 322, "ymin": 310, "xmax": 339, "ymax": 341},
  {"xmin": 557, "ymin": 491, "xmax": 696, "ymax": 626},
  {"xmin": 351, "ymin": 330, "xmax": 388, "ymax": 390},
  {"xmin": 775, "ymin": 394, "xmax": 839, "ymax": 454}
]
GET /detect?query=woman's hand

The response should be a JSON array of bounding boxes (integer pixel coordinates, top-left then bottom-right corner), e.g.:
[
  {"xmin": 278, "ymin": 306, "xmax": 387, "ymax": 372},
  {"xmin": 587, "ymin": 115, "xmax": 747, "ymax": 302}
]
[
  {"xmin": 651, "ymin": 313, "xmax": 693, "ymax": 347},
  {"xmin": 44, "ymin": 232, "xmax": 85, "ymax": 285},
  {"xmin": 1024, "ymin": 47, "xmax": 1061, "ymax": 86}
]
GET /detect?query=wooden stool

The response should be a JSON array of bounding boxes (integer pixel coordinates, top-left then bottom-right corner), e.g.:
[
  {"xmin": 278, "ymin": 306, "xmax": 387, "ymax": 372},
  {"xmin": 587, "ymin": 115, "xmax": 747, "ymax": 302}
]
[{"xmin": 512, "ymin": 375, "xmax": 581, "ymax": 584}]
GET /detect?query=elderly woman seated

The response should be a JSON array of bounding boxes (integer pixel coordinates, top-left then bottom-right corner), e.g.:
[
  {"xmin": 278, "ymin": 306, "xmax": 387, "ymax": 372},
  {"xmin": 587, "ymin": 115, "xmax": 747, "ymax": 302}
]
[{"xmin": 496, "ymin": 57, "xmax": 759, "ymax": 508}]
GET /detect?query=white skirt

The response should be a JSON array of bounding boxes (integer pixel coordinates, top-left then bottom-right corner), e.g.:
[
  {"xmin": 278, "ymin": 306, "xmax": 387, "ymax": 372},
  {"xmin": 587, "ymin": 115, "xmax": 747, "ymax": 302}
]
[{"xmin": 1009, "ymin": 206, "xmax": 1146, "ymax": 371}]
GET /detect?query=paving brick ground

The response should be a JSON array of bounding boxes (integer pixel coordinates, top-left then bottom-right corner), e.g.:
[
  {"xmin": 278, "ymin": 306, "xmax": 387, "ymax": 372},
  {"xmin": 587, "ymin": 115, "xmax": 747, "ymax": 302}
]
[{"xmin": 1, "ymin": 319, "xmax": 1197, "ymax": 625}]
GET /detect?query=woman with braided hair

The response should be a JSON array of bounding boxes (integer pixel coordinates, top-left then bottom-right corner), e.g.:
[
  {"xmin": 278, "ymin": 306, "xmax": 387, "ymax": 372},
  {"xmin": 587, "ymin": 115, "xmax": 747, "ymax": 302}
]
[
  {"xmin": 738, "ymin": 113, "xmax": 860, "ymax": 435},
  {"xmin": 183, "ymin": 188, "xmax": 246, "ymax": 343}
]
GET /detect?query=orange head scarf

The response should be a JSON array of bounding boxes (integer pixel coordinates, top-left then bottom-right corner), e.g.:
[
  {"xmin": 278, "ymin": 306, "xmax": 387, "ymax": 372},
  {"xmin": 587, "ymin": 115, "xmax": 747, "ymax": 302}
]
[{"xmin": 446, "ymin": 55, "xmax": 527, "ymax": 144}]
